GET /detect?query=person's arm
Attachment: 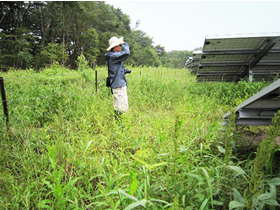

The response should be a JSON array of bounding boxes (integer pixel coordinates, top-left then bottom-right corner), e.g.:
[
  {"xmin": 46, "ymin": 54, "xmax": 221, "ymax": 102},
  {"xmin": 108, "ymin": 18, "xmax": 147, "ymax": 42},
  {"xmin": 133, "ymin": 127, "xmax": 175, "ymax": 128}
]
[{"xmin": 110, "ymin": 43, "xmax": 130, "ymax": 64}]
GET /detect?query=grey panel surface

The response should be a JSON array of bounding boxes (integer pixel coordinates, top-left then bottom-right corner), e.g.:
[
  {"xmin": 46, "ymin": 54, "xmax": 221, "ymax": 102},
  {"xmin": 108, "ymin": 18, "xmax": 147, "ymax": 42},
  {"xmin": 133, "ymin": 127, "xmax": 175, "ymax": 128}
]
[
  {"xmin": 251, "ymin": 74, "xmax": 280, "ymax": 82},
  {"xmin": 198, "ymin": 66, "xmax": 245, "ymax": 73},
  {"xmin": 253, "ymin": 65, "xmax": 280, "ymax": 71},
  {"xmin": 197, "ymin": 74, "xmax": 248, "ymax": 82},
  {"xmin": 193, "ymin": 50, "xmax": 202, "ymax": 57},
  {"xmin": 191, "ymin": 51, "xmax": 202, "ymax": 74},
  {"xmin": 223, "ymin": 79, "xmax": 280, "ymax": 125},
  {"xmin": 197, "ymin": 33, "xmax": 280, "ymax": 82},
  {"xmin": 200, "ymin": 54, "xmax": 252, "ymax": 63},
  {"xmin": 203, "ymin": 37, "xmax": 266, "ymax": 52},
  {"xmin": 260, "ymin": 53, "xmax": 280, "ymax": 62}
]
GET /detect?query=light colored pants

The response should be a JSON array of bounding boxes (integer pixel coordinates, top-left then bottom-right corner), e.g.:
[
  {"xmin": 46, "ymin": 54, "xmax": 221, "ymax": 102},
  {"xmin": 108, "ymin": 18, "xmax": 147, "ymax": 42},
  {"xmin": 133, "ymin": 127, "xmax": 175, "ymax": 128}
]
[{"xmin": 112, "ymin": 86, "xmax": 128, "ymax": 112}]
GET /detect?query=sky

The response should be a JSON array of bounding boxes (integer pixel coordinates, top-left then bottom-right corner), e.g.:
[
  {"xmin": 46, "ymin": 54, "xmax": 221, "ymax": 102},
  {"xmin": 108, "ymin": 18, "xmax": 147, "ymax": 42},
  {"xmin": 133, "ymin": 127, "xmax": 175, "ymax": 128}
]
[{"xmin": 106, "ymin": 1, "xmax": 280, "ymax": 52}]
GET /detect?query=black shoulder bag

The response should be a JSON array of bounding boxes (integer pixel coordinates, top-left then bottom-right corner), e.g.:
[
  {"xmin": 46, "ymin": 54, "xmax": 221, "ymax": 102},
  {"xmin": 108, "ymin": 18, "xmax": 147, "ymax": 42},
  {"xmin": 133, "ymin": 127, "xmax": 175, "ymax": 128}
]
[{"xmin": 106, "ymin": 59, "xmax": 111, "ymax": 87}]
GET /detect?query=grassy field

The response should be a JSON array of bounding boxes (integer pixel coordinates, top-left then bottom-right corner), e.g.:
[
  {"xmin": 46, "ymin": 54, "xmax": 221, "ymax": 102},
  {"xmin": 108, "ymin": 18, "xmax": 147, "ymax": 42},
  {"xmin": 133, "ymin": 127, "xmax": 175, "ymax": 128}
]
[{"xmin": 0, "ymin": 66, "xmax": 279, "ymax": 209}]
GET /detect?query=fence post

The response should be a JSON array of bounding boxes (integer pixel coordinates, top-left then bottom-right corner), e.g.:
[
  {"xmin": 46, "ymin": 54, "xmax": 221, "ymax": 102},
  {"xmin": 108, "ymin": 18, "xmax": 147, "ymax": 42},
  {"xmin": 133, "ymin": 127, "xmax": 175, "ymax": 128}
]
[
  {"xmin": 0, "ymin": 77, "xmax": 9, "ymax": 127},
  {"xmin": 95, "ymin": 69, "xmax": 98, "ymax": 92}
]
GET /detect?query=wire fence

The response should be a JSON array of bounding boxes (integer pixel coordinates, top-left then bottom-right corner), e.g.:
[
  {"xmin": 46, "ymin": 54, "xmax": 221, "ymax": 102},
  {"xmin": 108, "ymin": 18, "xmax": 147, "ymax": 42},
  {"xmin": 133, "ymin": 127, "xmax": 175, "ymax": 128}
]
[
  {"xmin": 0, "ymin": 69, "xmax": 98, "ymax": 80},
  {"xmin": 0, "ymin": 69, "xmax": 105, "ymax": 100},
  {"xmin": 0, "ymin": 69, "xmax": 106, "ymax": 128},
  {"xmin": 2, "ymin": 93, "xmax": 63, "ymax": 103}
]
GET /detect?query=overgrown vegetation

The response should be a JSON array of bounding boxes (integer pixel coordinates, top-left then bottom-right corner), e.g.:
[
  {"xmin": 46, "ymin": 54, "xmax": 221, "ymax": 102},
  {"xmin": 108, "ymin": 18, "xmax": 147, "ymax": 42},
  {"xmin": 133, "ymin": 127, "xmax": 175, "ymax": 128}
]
[{"xmin": 0, "ymin": 67, "xmax": 279, "ymax": 209}]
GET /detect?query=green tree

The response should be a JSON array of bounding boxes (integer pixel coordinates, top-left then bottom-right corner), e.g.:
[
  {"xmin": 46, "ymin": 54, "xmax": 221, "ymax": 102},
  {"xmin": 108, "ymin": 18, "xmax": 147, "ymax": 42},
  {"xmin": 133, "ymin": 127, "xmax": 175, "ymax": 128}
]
[
  {"xmin": 80, "ymin": 28, "xmax": 99, "ymax": 68},
  {"xmin": 0, "ymin": 1, "xmax": 171, "ymax": 70},
  {"xmin": 0, "ymin": 2, "xmax": 38, "ymax": 70},
  {"xmin": 155, "ymin": 45, "xmax": 170, "ymax": 67},
  {"xmin": 126, "ymin": 30, "xmax": 161, "ymax": 67},
  {"xmin": 40, "ymin": 43, "xmax": 69, "ymax": 66},
  {"xmin": 168, "ymin": 50, "xmax": 193, "ymax": 69}
]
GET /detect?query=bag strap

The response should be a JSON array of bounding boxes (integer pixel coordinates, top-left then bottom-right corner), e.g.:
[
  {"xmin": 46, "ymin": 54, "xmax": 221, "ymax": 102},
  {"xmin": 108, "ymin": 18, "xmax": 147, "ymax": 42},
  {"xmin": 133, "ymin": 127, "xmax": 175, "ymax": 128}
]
[
  {"xmin": 107, "ymin": 59, "xmax": 110, "ymax": 76},
  {"xmin": 107, "ymin": 57, "xmax": 114, "ymax": 94},
  {"xmin": 107, "ymin": 57, "xmax": 119, "ymax": 84}
]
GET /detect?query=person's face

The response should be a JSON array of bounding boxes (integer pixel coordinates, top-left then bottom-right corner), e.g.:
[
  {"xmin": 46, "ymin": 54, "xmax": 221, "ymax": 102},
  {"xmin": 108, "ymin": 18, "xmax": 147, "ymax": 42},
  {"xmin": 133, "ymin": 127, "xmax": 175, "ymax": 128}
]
[{"xmin": 113, "ymin": 44, "xmax": 122, "ymax": 52}]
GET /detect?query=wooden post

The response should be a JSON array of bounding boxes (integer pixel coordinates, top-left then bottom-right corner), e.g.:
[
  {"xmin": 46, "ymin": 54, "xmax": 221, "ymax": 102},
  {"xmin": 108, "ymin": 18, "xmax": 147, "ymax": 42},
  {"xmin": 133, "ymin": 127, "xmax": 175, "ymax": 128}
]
[
  {"xmin": 95, "ymin": 69, "xmax": 98, "ymax": 92},
  {"xmin": 0, "ymin": 77, "xmax": 9, "ymax": 127}
]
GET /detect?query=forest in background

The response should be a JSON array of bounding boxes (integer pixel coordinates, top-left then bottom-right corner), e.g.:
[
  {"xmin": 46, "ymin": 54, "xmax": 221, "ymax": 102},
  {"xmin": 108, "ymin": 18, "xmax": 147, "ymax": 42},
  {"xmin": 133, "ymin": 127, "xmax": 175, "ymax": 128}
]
[{"xmin": 0, "ymin": 1, "xmax": 193, "ymax": 71}]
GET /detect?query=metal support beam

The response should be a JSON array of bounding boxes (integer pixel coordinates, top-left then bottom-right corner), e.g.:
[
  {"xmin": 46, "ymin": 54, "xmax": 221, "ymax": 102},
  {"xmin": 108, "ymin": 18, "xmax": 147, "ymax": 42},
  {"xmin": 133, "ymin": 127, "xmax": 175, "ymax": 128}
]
[
  {"xmin": 250, "ymin": 38, "xmax": 277, "ymax": 69},
  {"xmin": 257, "ymin": 62, "xmax": 280, "ymax": 66},
  {"xmin": 202, "ymin": 49, "xmax": 280, "ymax": 55},
  {"xmin": 199, "ymin": 62, "xmax": 248, "ymax": 67},
  {"xmin": 197, "ymin": 72, "xmax": 241, "ymax": 76}
]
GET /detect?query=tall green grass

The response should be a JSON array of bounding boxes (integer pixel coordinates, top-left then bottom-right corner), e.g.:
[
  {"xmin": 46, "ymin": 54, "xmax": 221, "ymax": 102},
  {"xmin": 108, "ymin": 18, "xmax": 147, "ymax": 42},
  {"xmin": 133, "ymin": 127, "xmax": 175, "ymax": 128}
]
[{"xmin": 0, "ymin": 66, "xmax": 279, "ymax": 209}]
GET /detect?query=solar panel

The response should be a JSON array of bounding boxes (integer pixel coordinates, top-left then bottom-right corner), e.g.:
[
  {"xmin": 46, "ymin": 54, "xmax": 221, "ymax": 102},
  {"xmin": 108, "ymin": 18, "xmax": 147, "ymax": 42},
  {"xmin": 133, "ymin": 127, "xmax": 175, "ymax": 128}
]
[
  {"xmin": 252, "ymin": 74, "xmax": 280, "ymax": 82},
  {"xmin": 185, "ymin": 57, "xmax": 193, "ymax": 68},
  {"xmin": 197, "ymin": 33, "xmax": 280, "ymax": 82},
  {"xmin": 190, "ymin": 50, "xmax": 202, "ymax": 74},
  {"xmin": 198, "ymin": 66, "xmax": 245, "ymax": 73},
  {"xmin": 186, "ymin": 59, "xmax": 198, "ymax": 74},
  {"xmin": 203, "ymin": 37, "xmax": 266, "ymax": 51},
  {"xmin": 252, "ymin": 65, "xmax": 280, "ymax": 81},
  {"xmin": 270, "ymin": 36, "xmax": 280, "ymax": 49},
  {"xmin": 251, "ymin": 37, "xmax": 280, "ymax": 81},
  {"xmin": 197, "ymin": 74, "xmax": 243, "ymax": 82},
  {"xmin": 223, "ymin": 79, "xmax": 280, "ymax": 126},
  {"xmin": 200, "ymin": 54, "xmax": 252, "ymax": 63},
  {"xmin": 193, "ymin": 50, "xmax": 202, "ymax": 58}
]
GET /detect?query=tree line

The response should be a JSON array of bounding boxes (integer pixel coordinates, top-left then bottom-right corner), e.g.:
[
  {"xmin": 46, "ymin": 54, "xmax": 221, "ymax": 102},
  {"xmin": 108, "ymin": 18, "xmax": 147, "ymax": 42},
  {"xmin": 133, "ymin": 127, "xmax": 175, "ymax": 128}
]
[{"xmin": 0, "ymin": 1, "xmax": 193, "ymax": 71}]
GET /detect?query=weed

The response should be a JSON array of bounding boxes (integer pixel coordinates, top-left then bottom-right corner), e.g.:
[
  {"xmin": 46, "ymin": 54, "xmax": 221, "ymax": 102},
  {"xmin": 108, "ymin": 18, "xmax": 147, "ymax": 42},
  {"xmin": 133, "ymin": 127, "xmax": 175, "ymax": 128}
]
[{"xmin": 0, "ymin": 67, "xmax": 278, "ymax": 209}]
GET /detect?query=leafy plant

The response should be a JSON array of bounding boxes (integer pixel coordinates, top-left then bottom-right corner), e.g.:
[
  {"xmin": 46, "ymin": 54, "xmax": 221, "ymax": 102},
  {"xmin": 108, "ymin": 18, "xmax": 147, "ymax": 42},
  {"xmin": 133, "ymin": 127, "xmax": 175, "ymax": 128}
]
[
  {"xmin": 76, "ymin": 54, "xmax": 89, "ymax": 72},
  {"xmin": 229, "ymin": 111, "xmax": 280, "ymax": 209},
  {"xmin": 0, "ymin": 67, "xmax": 278, "ymax": 209}
]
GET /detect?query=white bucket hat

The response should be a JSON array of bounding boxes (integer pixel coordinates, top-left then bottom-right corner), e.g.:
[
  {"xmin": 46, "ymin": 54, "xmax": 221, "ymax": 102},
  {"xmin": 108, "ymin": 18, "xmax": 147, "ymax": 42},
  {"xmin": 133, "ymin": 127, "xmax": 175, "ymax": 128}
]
[{"xmin": 107, "ymin": 36, "xmax": 124, "ymax": 51}]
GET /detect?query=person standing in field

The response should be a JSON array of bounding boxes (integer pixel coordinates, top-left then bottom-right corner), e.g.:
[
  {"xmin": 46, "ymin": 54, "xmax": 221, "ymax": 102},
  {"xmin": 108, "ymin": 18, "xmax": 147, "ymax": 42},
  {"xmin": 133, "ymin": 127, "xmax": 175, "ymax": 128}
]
[{"xmin": 105, "ymin": 36, "xmax": 130, "ymax": 121}]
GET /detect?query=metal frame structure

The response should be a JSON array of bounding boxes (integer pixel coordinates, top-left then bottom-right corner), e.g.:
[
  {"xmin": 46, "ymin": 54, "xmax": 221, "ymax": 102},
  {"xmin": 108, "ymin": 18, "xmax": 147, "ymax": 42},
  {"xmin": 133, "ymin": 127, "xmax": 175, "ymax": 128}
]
[
  {"xmin": 187, "ymin": 50, "xmax": 201, "ymax": 74},
  {"xmin": 223, "ymin": 79, "xmax": 280, "ymax": 126},
  {"xmin": 196, "ymin": 33, "xmax": 280, "ymax": 82},
  {"xmin": 185, "ymin": 56, "xmax": 193, "ymax": 69}
]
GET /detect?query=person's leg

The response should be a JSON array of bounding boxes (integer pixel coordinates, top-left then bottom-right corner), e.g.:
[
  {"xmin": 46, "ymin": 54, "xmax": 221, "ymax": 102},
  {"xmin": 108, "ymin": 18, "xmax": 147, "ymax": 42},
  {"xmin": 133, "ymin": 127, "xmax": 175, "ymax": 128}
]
[
  {"xmin": 113, "ymin": 86, "xmax": 128, "ymax": 113},
  {"xmin": 113, "ymin": 86, "xmax": 128, "ymax": 121}
]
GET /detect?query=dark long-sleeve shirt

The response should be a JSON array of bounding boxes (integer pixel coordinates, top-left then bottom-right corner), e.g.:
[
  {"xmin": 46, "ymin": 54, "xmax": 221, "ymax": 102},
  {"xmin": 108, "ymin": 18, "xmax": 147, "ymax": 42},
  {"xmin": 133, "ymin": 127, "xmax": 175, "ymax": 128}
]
[{"xmin": 104, "ymin": 43, "xmax": 130, "ymax": 89}]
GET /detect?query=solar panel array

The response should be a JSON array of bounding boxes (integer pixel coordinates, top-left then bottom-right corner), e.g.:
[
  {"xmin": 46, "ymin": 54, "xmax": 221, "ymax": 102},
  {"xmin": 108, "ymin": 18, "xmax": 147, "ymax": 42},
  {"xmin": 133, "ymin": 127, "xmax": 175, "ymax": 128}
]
[
  {"xmin": 185, "ymin": 56, "xmax": 193, "ymax": 71},
  {"xmin": 223, "ymin": 79, "xmax": 280, "ymax": 126},
  {"xmin": 195, "ymin": 33, "xmax": 280, "ymax": 82},
  {"xmin": 185, "ymin": 50, "xmax": 202, "ymax": 74}
]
